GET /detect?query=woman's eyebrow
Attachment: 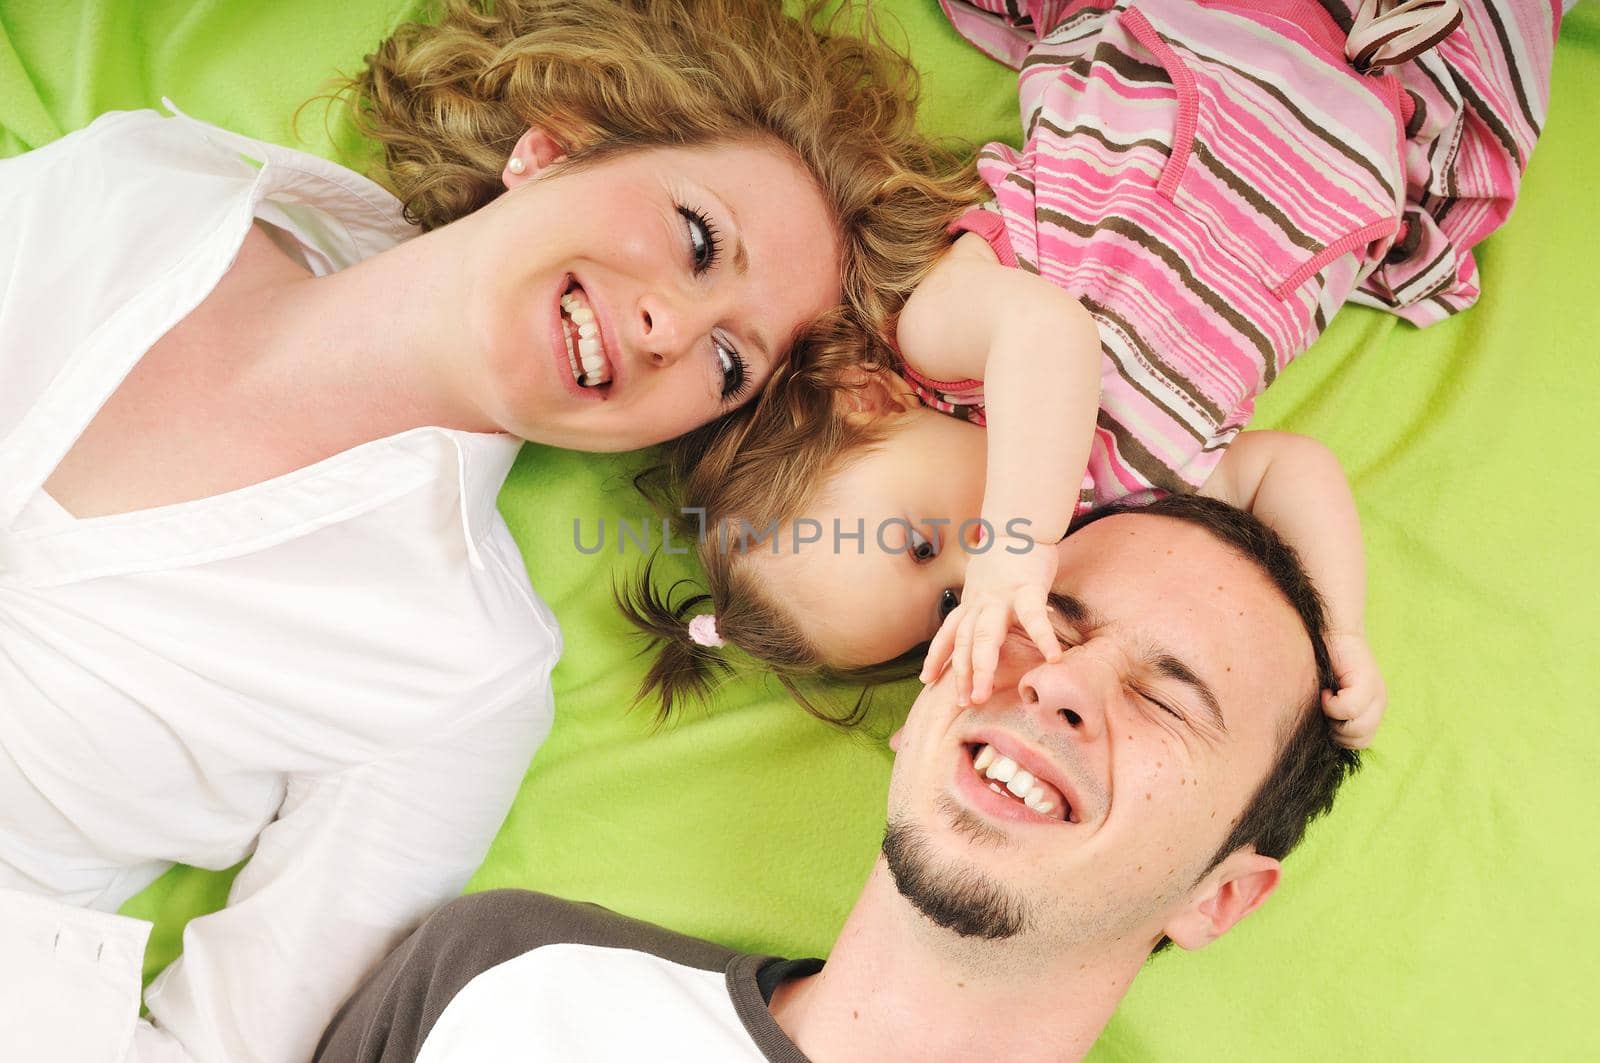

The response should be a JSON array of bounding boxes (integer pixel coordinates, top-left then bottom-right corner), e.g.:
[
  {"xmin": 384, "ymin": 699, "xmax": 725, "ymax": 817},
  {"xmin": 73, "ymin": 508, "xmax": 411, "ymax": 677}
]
[
  {"xmin": 696, "ymin": 186, "xmax": 770, "ymax": 361},
  {"xmin": 689, "ymin": 183, "xmax": 745, "ymax": 268},
  {"xmin": 717, "ymin": 193, "xmax": 749, "ymax": 276},
  {"xmin": 727, "ymin": 236, "xmax": 772, "ymax": 365},
  {"xmin": 748, "ymin": 318, "xmax": 771, "ymax": 366}
]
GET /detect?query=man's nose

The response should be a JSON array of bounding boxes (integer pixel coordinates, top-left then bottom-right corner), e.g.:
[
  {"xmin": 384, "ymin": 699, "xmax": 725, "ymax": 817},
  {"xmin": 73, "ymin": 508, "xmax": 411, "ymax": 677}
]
[{"xmin": 1016, "ymin": 649, "xmax": 1111, "ymax": 744}]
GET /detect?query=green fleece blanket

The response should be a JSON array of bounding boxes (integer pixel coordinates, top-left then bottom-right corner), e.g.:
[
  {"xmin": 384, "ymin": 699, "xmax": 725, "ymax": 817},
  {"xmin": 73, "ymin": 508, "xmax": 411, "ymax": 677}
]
[{"xmin": 1, "ymin": 0, "xmax": 1594, "ymax": 1057}]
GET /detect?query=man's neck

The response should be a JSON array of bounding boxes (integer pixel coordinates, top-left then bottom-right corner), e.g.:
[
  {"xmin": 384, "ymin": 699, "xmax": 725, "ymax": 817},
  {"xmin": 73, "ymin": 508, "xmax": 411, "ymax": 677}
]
[{"xmin": 770, "ymin": 864, "xmax": 1144, "ymax": 1062}]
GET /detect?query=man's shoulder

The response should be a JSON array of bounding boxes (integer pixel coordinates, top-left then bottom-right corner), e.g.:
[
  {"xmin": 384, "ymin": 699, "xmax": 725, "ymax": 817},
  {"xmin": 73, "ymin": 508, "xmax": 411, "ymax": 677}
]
[
  {"xmin": 315, "ymin": 891, "xmax": 750, "ymax": 1063},
  {"xmin": 423, "ymin": 890, "xmax": 741, "ymax": 975}
]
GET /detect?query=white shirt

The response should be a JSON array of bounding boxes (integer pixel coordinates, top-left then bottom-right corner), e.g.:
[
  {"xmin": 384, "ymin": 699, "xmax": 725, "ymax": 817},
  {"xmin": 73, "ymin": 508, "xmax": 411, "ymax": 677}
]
[
  {"xmin": 314, "ymin": 890, "xmax": 815, "ymax": 1063},
  {"xmin": 424, "ymin": 946, "xmax": 776, "ymax": 1062},
  {"xmin": 0, "ymin": 106, "xmax": 561, "ymax": 1062}
]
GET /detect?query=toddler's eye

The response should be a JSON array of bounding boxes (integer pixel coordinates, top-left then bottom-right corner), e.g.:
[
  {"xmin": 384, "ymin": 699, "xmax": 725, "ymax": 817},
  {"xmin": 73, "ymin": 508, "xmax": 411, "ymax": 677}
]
[
  {"xmin": 908, "ymin": 526, "xmax": 937, "ymax": 563},
  {"xmin": 938, "ymin": 588, "xmax": 960, "ymax": 620}
]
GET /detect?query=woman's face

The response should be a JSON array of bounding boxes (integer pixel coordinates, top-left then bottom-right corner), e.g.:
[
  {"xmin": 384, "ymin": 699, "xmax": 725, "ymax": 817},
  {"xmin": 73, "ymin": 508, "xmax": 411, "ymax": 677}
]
[{"xmin": 458, "ymin": 134, "xmax": 842, "ymax": 451}]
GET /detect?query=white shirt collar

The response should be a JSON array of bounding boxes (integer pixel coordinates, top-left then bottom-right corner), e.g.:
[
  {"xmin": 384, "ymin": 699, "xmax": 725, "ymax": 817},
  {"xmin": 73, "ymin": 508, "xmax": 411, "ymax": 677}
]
[
  {"xmin": 159, "ymin": 97, "xmax": 417, "ymax": 262},
  {"xmin": 1, "ymin": 104, "xmax": 522, "ymax": 576}
]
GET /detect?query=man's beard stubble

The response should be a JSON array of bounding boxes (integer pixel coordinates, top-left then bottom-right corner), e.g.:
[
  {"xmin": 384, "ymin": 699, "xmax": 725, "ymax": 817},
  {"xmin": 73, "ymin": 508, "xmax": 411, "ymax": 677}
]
[{"xmin": 881, "ymin": 813, "xmax": 1031, "ymax": 941}]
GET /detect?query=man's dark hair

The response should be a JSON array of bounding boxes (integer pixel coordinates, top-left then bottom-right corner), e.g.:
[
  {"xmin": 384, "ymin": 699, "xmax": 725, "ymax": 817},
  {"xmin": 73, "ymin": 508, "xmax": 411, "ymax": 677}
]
[{"xmin": 1068, "ymin": 493, "xmax": 1361, "ymax": 935}]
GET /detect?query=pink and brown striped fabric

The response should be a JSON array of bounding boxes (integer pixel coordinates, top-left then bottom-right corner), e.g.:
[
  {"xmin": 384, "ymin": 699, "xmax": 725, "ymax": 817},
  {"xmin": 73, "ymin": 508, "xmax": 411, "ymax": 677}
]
[{"xmin": 910, "ymin": 0, "xmax": 1559, "ymax": 511}]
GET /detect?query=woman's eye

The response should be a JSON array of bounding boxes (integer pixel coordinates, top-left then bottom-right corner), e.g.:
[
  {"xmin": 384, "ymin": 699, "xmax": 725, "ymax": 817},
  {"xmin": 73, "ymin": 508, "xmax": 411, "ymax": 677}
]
[
  {"xmin": 909, "ymin": 526, "xmax": 937, "ymax": 563},
  {"xmin": 938, "ymin": 588, "xmax": 960, "ymax": 620},
  {"xmin": 678, "ymin": 206, "xmax": 721, "ymax": 274},
  {"xmin": 715, "ymin": 335, "xmax": 749, "ymax": 402}
]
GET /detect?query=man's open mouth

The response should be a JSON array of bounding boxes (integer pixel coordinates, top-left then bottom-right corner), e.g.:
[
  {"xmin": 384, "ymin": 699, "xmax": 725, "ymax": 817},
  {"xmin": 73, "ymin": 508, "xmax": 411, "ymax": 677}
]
[
  {"xmin": 965, "ymin": 742, "xmax": 1074, "ymax": 823},
  {"xmin": 559, "ymin": 282, "xmax": 612, "ymax": 389}
]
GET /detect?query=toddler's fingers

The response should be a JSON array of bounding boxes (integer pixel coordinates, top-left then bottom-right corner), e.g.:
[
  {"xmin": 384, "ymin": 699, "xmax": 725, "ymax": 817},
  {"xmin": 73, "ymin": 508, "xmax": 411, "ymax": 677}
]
[
  {"xmin": 968, "ymin": 605, "xmax": 1007, "ymax": 704},
  {"xmin": 1321, "ymin": 687, "xmax": 1361, "ymax": 722},
  {"xmin": 952, "ymin": 610, "xmax": 979, "ymax": 706},
  {"xmin": 1324, "ymin": 692, "xmax": 1383, "ymax": 750},
  {"xmin": 1339, "ymin": 676, "xmax": 1384, "ymax": 720},
  {"xmin": 1334, "ymin": 710, "xmax": 1379, "ymax": 749},
  {"xmin": 1333, "ymin": 721, "xmax": 1371, "ymax": 750},
  {"xmin": 1014, "ymin": 588, "xmax": 1062, "ymax": 664},
  {"xmin": 921, "ymin": 613, "xmax": 961, "ymax": 683}
]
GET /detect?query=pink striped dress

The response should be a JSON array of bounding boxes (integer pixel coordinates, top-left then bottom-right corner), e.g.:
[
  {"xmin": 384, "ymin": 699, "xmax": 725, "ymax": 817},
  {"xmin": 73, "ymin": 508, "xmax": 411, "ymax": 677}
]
[{"xmin": 907, "ymin": 0, "xmax": 1559, "ymax": 511}]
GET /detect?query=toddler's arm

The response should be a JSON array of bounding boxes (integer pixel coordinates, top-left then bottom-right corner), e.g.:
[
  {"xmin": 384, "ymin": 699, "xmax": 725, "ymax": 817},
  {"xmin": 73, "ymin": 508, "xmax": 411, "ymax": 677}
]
[
  {"xmin": 1201, "ymin": 431, "xmax": 1385, "ymax": 748},
  {"xmin": 900, "ymin": 233, "xmax": 1103, "ymax": 704}
]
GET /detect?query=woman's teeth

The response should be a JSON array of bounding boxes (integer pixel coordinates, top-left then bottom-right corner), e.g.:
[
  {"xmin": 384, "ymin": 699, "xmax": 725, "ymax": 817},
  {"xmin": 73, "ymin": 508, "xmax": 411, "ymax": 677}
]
[
  {"xmin": 972, "ymin": 743, "xmax": 1068, "ymax": 820},
  {"xmin": 560, "ymin": 288, "xmax": 611, "ymax": 387}
]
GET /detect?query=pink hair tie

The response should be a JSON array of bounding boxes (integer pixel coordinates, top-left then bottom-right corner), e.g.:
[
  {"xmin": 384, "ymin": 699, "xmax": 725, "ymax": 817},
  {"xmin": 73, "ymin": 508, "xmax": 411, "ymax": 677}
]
[{"xmin": 687, "ymin": 614, "xmax": 725, "ymax": 648}]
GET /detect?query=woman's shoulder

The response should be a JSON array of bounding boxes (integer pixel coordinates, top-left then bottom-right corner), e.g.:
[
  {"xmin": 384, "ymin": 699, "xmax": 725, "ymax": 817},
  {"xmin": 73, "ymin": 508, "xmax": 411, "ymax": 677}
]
[
  {"xmin": 0, "ymin": 108, "xmax": 267, "ymax": 283},
  {"xmin": 2, "ymin": 105, "xmax": 406, "ymax": 245},
  {"xmin": 2, "ymin": 108, "xmax": 253, "ymax": 194}
]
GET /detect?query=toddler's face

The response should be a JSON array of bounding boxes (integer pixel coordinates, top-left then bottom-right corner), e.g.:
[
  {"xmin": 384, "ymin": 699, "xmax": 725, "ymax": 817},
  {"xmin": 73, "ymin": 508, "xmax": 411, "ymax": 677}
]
[{"xmin": 751, "ymin": 407, "xmax": 988, "ymax": 668}]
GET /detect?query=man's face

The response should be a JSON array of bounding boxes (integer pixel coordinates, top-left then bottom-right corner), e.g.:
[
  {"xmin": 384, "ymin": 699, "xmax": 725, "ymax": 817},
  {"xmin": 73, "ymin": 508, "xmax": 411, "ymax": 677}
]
[{"xmin": 883, "ymin": 513, "xmax": 1318, "ymax": 956}]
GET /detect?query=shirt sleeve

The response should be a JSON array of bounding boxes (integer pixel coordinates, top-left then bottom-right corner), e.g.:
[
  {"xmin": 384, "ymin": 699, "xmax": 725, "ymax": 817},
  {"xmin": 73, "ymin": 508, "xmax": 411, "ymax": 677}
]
[
  {"xmin": 0, "ymin": 890, "xmax": 152, "ymax": 1059},
  {"xmin": 131, "ymin": 689, "xmax": 552, "ymax": 1063},
  {"xmin": 936, "ymin": 0, "xmax": 1070, "ymax": 69},
  {"xmin": 1350, "ymin": 0, "xmax": 1559, "ymax": 325},
  {"xmin": 948, "ymin": 206, "xmax": 1019, "ymax": 270}
]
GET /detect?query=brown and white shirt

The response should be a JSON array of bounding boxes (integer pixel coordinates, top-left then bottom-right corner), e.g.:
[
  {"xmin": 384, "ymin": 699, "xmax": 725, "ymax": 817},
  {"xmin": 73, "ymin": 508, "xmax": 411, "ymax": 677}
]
[{"xmin": 316, "ymin": 891, "xmax": 822, "ymax": 1063}]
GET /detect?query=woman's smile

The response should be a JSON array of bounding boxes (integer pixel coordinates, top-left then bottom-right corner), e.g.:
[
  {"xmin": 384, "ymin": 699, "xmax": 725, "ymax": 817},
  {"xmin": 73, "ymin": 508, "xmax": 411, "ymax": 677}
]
[
  {"xmin": 559, "ymin": 281, "xmax": 615, "ymax": 390},
  {"xmin": 549, "ymin": 274, "xmax": 620, "ymax": 402},
  {"xmin": 477, "ymin": 137, "xmax": 842, "ymax": 452}
]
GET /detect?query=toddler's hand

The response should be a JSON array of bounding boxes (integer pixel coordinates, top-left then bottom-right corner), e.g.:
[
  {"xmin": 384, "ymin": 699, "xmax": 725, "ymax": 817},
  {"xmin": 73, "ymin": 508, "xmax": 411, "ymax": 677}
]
[
  {"xmin": 1322, "ymin": 630, "xmax": 1386, "ymax": 749},
  {"xmin": 920, "ymin": 541, "xmax": 1060, "ymax": 705}
]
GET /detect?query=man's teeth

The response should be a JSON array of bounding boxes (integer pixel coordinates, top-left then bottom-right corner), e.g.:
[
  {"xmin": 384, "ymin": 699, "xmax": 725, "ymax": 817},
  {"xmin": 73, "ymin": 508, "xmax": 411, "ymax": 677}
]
[
  {"xmin": 971, "ymin": 743, "xmax": 1067, "ymax": 819},
  {"xmin": 560, "ymin": 289, "xmax": 610, "ymax": 387}
]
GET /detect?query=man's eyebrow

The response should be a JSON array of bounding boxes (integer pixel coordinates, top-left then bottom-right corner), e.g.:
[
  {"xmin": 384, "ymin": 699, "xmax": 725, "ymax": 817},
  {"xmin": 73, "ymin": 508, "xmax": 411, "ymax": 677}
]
[
  {"xmin": 1047, "ymin": 592, "xmax": 1226, "ymax": 732},
  {"xmin": 1151, "ymin": 653, "xmax": 1226, "ymax": 732},
  {"xmin": 1045, "ymin": 592, "xmax": 1099, "ymax": 632}
]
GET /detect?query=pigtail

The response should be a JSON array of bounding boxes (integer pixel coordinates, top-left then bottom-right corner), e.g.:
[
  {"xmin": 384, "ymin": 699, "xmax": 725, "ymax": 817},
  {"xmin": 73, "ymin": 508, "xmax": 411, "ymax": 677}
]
[
  {"xmin": 614, "ymin": 555, "xmax": 733, "ymax": 723},
  {"xmin": 621, "ymin": 314, "xmax": 920, "ymax": 729}
]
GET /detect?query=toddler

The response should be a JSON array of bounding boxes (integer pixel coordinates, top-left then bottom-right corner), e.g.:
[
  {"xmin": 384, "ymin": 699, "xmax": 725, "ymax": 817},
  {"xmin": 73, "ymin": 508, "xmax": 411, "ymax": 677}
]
[{"xmin": 626, "ymin": 0, "xmax": 1558, "ymax": 748}]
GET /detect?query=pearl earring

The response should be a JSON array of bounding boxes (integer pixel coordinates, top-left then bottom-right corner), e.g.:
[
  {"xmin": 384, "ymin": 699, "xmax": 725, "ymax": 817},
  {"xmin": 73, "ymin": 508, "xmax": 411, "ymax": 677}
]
[{"xmin": 507, "ymin": 156, "xmax": 526, "ymax": 175}]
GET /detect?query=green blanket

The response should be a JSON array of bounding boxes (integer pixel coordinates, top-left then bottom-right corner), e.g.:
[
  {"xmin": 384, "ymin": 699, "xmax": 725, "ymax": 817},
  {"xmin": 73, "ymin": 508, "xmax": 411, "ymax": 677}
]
[{"xmin": 2, "ymin": 0, "xmax": 1594, "ymax": 1056}]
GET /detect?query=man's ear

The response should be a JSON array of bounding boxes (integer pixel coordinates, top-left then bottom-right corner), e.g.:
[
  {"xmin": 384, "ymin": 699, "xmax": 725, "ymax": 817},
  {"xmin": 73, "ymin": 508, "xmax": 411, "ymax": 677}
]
[
  {"xmin": 835, "ymin": 366, "xmax": 919, "ymax": 427},
  {"xmin": 502, "ymin": 127, "xmax": 568, "ymax": 189},
  {"xmin": 1161, "ymin": 849, "xmax": 1280, "ymax": 951}
]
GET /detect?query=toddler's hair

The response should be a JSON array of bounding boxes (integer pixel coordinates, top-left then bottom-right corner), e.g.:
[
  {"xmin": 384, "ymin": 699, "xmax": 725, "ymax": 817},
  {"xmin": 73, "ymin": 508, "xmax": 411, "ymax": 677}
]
[
  {"xmin": 621, "ymin": 364, "xmax": 916, "ymax": 724},
  {"xmin": 345, "ymin": 0, "xmax": 988, "ymax": 385}
]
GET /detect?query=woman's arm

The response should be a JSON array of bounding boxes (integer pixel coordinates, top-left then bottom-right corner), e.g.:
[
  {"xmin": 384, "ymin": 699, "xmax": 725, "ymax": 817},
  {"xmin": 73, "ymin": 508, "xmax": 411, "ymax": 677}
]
[
  {"xmin": 901, "ymin": 233, "xmax": 1103, "ymax": 703},
  {"xmin": 1201, "ymin": 430, "xmax": 1385, "ymax": 747},
  {"xmin": 134, "ymin": 693, "xmax": 549, "ymax": 1062}
]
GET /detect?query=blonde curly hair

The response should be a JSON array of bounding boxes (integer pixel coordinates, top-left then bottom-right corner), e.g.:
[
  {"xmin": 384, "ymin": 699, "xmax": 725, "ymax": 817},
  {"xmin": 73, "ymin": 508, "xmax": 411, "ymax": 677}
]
[
  {"xmin": 346, "ymin": 0, "xmax": 990, "ymax": 722},
  {"xmin": 346, "ymin": 0, "xmax": 986, "ymax": 365}
]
